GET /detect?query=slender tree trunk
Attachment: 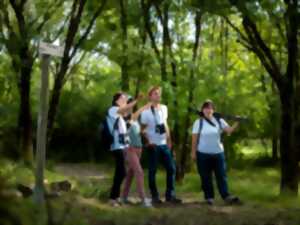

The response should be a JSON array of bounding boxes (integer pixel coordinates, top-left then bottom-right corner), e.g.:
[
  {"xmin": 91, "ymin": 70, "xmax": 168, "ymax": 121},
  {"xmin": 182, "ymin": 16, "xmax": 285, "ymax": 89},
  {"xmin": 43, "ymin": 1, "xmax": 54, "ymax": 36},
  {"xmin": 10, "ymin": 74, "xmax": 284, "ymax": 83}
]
[
  {"xmin": 119, "ymin": 0, "xmax": 129, "ymax": 91},
  {"xmin": 17, "ymin": 58, "xmax": 34, "ymax": 165},
  {"xmin": 47, "ymin": 0, "xmax": 107, "ymax": 145},
  {"xmin": 141, "ymin": 0, "xmax": 167, "ymax": 82},
  {"xmin": 178, "ymin": 11, "xmax": 202, "ymax": 180},
  {"xmin": 47, "ymin": 70, "xmax": 66, "ymax": 146},
  {"xmin": 272, "ymin": 133, "xmax": 279, "ymax": 161}
]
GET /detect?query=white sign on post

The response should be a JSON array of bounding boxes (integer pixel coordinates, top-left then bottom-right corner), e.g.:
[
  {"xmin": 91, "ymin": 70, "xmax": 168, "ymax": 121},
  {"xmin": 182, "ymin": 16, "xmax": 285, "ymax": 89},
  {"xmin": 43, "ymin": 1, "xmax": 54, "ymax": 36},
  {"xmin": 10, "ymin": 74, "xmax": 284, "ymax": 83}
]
[
  {"xmin": 34, "ymin": 41, "xmax": 64, "ymax": 204},
  {"xmin": 39, "ymin": 41, "xmax": 64, "ymax": 57}
]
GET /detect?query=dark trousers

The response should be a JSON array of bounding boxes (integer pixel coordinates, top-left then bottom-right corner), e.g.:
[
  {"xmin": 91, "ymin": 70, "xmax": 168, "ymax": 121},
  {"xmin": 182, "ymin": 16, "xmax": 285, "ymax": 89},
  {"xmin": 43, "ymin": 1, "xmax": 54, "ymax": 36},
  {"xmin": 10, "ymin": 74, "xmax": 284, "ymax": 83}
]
[
  {"xmin": 148, "ymin": 144, "xmax": 176, "ymax": 200},
  {"xmin": 110, "ymin": 149, "xmax": 126, "ymax": 200},
  {"xmin": 196, "ymin": 152, "xmax": 230, "ymax": 200}
]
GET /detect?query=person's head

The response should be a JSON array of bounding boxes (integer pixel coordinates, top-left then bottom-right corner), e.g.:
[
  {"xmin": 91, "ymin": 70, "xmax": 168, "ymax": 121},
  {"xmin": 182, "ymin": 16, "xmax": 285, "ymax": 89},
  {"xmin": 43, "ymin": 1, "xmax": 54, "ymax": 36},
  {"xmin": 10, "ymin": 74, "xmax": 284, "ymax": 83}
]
[
  {"xmin": 201, "ymin": 99, "xmax": 215, "ymax": 118},
  {"xmin": 112, "ymin": 92, "xmax": 128, "ymax": 107},
  {"xmin": 148, "ymin": 86, "xmax": 162, "ymax": 104}
]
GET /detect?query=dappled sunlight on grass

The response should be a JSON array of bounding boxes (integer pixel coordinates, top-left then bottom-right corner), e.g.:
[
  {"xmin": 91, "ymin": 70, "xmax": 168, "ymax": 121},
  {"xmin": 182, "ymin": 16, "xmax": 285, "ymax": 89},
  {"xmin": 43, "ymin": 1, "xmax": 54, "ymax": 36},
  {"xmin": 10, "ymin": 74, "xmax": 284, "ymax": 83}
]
[{"xmin": 1, "ymin": 158, "xmax": 300, "ymax": 225}]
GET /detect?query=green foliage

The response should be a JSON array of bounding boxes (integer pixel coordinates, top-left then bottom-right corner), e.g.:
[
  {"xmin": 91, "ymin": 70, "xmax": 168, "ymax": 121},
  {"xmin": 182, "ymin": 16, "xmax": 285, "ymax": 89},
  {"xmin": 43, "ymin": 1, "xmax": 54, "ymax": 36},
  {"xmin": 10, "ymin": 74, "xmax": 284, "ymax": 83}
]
[{"xmin": 0, "ymin": 0, "xmax": 283, "ymax": 163}]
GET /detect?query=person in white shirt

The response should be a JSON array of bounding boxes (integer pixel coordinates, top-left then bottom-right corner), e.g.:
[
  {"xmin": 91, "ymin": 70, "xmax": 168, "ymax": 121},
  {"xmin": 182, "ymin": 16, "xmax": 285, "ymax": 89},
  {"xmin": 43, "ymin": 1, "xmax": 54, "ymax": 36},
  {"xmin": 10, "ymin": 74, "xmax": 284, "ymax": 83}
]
[
  {"xmin": 108, "ymin": 92, "xmax": 141, "ymax": 206},
  {"xmin": 191, "ymin": 99, "xmax": 241, "ymax": 205},
  {"xmin": 141, "ymin": 86, "xmax": 181, "ymax": 204}
]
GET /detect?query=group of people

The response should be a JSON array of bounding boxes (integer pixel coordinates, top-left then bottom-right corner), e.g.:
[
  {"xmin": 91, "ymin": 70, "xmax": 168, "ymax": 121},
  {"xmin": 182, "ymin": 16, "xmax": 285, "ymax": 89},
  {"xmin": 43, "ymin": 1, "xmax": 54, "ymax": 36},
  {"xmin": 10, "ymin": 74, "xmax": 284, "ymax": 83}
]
[{"xmin": 106, "ymin": 86, "xmax": 241, "ymax": 207}]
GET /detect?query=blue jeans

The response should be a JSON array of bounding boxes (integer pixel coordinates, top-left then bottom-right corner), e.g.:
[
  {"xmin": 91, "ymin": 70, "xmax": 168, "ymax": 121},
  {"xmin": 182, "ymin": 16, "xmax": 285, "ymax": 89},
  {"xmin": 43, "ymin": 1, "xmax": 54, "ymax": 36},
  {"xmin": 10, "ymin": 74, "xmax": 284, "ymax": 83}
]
[
  {"xmin": 196, "ymin": 152, "xmax": 230, "ymax": 200},
  {"xmin": 148, "ymin": 145, "xmax": 176, "ymax": 200}
]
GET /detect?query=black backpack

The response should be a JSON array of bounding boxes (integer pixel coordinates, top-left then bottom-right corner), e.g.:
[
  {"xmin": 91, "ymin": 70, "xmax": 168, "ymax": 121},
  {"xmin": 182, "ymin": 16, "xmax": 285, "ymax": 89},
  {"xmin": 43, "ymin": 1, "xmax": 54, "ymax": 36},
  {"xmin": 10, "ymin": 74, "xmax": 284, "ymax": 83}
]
[{"xmin": 99, "ymin": 114, "xmax": 119, "ymax": 151}]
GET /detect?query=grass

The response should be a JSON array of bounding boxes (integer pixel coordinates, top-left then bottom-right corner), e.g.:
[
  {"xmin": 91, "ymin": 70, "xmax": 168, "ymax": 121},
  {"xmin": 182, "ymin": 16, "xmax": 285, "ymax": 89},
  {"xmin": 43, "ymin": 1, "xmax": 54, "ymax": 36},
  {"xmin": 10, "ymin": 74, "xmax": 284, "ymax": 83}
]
[{"xmin": 0, "ymin": 155, "xmax": 300, "ymax": 225}]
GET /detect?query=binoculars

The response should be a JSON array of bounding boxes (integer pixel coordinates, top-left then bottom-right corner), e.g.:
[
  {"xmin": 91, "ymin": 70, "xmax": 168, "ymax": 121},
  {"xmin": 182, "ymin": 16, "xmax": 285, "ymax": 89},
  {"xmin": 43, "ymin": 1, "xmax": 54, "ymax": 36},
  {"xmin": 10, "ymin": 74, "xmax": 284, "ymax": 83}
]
[{"xmin": 155, "ymin": 124, "xmax": 166, "ymax": 134}]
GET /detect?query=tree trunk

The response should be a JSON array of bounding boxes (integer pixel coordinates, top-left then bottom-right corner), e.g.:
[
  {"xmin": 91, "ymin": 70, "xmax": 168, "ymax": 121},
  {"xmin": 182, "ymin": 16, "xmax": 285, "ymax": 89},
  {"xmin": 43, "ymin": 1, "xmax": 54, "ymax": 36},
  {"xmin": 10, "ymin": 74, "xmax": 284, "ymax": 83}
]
[
  {"xmin": 47, "ymin": 74, "xmax": 64, "ymax": 147},
  {"xmin": 47, "ymin": 0, "xmax": 107, "ymax": 145},
  {"xmin": 17, "ymin": 56, "xmax": 34, "ymax": 165},
  {"xmin": 279, "ymin": 90, "xmax": 298, "ymax": 195},
  {"xmin": 177, "ymin": 11, "xmax": 202, "ymax": 181},
  {"xmin": 119, "ymin": 0, "xmax": 129, "ymax": 91},
  {"xmin": 272, "ymin": 132, "xmax": 279, "ymax": 161}
]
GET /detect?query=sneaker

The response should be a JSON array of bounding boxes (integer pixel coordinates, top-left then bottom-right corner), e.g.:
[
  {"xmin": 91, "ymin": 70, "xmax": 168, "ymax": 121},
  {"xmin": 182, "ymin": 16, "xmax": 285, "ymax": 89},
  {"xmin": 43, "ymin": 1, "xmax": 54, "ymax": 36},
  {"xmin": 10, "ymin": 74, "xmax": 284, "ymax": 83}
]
[
  {"xmin": 206, "ymin": 198, "xmax": 214, "ymax": 205},
  {"xmin": 166, "ymin": 197, "xmax": 182, "ymax": 204},
  {"xmin": 152, "ymin": 197, "xmax": 163, "ymax": 204},
  {"xmin": 224, "ymin": 196, "xmax": 242, "ymax": 205},
  {"xmin": 141, "ymin": 198, "xmax": 152, "ymax": 207},
  {"xmin": 120, "ymin": 197, "xmax": 130, "ymax": 205},
  {"xmin": 109, "ymin": 199, "xmax": 120, "ymax": 207}
]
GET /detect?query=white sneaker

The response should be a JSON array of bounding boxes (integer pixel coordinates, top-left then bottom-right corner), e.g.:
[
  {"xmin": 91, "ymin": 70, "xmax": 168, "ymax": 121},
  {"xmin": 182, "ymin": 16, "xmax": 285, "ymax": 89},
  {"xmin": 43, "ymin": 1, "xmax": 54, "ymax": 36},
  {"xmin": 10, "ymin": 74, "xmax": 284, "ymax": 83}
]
[
  {"xmin": 141, "ymin": 198, "xmax": 152, "ymax": 207},
  {"xmin": 109, "ymin": 199, "xmax": 120, "ymax": 207},
  {"xmin": 120, "ymin": 197, "xmax": 130, "ymax": 204}
]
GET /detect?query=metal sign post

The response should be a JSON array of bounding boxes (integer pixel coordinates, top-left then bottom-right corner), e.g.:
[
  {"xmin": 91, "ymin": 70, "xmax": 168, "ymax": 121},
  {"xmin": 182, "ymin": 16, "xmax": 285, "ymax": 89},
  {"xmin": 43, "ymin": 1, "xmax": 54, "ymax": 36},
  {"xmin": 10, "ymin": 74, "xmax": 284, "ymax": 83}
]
[{"xmin": 34, "ymin": 42, "xmax": 64, "ymax": 204}]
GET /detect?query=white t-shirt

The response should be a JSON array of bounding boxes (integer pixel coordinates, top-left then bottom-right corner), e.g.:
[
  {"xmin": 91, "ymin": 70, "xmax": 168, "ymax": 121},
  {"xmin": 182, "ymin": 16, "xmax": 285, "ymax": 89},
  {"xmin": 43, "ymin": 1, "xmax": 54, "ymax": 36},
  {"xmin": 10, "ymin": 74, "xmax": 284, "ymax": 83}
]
[
  {"xmin": 107, "ymin": 106, "xmax": 128, "ymax": 151},
  {"xmin": 192, "ymin": 117, "xmax": 229, "ymax": 154},
  {"xmin": 141, "ymin": 104, "xmax": 168, "ymax": 145}
]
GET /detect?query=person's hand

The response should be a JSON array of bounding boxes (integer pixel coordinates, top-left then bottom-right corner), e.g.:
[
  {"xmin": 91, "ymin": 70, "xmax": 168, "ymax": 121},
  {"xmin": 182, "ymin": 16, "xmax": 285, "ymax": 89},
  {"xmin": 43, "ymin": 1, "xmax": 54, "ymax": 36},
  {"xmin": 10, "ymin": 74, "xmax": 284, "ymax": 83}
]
[
  {"xmin": 167, "ymin": 142, "xmax": 172, "ymax": 150},
  {"xmin": 136, "ymin": 93, "xmax": 144, "ymax": 101},
  {"xmin": 191, "ymin": 151, "xmax": 196, "ymax": 161},
  {"xmin": 172, "ymin": 150, "xmax": 176, "ymax": 160}
]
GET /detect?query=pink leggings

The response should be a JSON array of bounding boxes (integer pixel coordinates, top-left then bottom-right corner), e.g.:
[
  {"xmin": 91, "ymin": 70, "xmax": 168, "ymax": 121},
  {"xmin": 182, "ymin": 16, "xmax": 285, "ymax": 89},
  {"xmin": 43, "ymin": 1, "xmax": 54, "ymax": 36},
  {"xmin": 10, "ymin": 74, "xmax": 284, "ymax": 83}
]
[{"xmin": 122, "ymin": 147, "xmax": 146, "ymax": 199}]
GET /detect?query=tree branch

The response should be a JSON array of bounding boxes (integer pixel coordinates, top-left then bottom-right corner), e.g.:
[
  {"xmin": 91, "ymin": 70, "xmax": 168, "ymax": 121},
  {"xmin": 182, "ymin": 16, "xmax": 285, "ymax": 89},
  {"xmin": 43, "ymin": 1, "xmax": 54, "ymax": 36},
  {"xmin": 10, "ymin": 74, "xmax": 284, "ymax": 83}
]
[
  {"xmin": 35, "ymin": 0, "xmax": 65, "ymax": 33},
  {"xmin": 223, "ymin": 16, "xmax": 250, "ymax": 46},
  {"xmin": 70, "ymin": 0, "xmax": 107, "ymax": 59},
  {"xmin": 141, "ymin": 0, "xmax": 161, "ymax": 61}
]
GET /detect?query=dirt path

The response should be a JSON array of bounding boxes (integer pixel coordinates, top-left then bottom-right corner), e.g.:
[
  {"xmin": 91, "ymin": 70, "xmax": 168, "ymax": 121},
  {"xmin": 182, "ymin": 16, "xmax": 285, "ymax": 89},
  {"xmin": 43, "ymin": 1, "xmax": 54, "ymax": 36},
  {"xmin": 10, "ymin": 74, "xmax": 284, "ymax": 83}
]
[{"xmin": 54, "ymin": 163, "xmax": 108, "ymax": 181}]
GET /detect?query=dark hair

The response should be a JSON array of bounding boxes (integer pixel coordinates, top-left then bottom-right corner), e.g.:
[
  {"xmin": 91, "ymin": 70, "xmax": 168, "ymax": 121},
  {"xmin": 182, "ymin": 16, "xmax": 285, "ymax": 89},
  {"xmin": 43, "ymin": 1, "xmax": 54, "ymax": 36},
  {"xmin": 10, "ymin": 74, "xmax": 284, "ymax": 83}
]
[
  {"xmin": 201, "ymin": 99, "xmax": 215, "ymax": 111},
  {"xmin": 112, "ymin": 92, "xmax": 124, "ymax": 106}
]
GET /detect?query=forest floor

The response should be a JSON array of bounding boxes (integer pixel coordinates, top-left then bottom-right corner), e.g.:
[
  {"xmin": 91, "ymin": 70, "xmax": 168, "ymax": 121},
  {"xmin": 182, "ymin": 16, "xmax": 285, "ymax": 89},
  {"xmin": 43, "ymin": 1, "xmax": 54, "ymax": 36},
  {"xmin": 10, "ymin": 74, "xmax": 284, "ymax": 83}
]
[{"xmin": 1, "ymin": 160, "xmax": 300, "ymax": 225}]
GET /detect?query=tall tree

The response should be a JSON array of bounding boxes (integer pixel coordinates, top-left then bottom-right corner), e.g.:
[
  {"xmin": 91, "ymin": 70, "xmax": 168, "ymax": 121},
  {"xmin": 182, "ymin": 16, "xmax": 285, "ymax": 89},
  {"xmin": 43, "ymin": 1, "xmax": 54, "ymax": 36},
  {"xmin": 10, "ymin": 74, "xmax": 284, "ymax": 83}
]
[
  {"xmin": 227, "ymin": 0, "xmax": 299, "ymax": 194},
  {"xmin": 0, "ymin": 0, "xmax": 64, "ymax": 164},
  {"xmin": 141, "ymin": 0, "xmax": 168, "ymax": 82},
  {"xmin": 47, "ymin": 0, "xmax": 107, "ymax": 144},
  {"xmin": 178, "ymin": 10, "xmax": 203, "ymax": 180},
  {"xmin": 119, "ymin": 0, "xmax": 129, "ymax": 91}
]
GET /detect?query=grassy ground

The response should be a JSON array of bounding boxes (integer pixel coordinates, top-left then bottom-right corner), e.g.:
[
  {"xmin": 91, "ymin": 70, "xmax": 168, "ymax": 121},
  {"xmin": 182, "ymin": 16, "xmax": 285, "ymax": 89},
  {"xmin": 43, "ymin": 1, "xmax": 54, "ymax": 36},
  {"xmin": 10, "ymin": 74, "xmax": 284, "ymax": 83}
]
[{"xmin": 0, "ymin": 158, "xmax": 300, "ymax": 225}]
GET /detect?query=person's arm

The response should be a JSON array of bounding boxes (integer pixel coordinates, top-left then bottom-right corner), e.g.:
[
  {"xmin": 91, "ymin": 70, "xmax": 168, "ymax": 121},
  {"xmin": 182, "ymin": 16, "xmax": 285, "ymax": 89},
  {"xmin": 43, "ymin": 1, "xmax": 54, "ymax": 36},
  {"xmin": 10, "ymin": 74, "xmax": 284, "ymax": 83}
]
[
  {"xmin": 164, "ymin": 122, "xmax": 172, "ymax": 149},
  {"xmin": 131, "ymin": 103, "xmax": 152, "ymax": 121},
  {"xmin": 223, "ymin": 121, "xmax": 239, "ymax": 135},
  {"xmin": 191, "ymin": 120, "xmax": 200, "ymax": 160},
  {"xmin": 117, "ymin": 99, "xmax": 138, "ymax": 115},
  {"xmin": 117, "ymin": 94, "xmax": 144, "ymax": 115},
  {"xmin": 191, "ymin": 134, "xmax": 198, "ymax": 161}
]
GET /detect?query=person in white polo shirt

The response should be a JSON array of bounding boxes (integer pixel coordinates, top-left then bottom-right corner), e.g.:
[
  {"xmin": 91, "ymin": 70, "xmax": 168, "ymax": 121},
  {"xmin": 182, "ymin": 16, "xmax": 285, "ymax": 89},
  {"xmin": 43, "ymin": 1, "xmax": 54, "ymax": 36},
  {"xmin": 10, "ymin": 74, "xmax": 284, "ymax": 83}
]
[
  {"xmin": 191, "ymin": 99, "xmax": 241, "ymax": 205},
  {"xmin": 141, "ymin": 86, "xmax": 181, "ymax": 204}
]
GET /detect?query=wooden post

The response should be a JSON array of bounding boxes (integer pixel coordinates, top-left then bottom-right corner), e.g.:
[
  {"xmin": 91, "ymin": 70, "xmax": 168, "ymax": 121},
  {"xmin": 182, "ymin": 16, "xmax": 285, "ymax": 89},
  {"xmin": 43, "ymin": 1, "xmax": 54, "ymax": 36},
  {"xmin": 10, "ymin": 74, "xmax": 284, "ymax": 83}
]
[{"xmin": 34, "ymin": 54, "xmax": 50, "ymax": 204}]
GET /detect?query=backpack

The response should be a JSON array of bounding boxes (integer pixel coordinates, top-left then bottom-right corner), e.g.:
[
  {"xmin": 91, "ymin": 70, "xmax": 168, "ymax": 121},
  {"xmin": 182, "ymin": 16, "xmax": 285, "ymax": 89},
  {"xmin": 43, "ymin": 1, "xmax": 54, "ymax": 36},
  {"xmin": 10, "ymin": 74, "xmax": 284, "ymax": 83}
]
[{"xmin": 99, "ymin": 113, "xmax": 119, "ymax": 151}]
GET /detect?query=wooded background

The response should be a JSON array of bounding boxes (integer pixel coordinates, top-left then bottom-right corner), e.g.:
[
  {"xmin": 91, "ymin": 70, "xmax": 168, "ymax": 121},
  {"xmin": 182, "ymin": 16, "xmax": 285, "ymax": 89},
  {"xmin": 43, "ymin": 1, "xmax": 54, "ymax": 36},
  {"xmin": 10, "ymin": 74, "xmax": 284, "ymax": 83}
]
[{"xmin": 0, "ymin": 0, "xmax": 299, "ymax": 196}]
